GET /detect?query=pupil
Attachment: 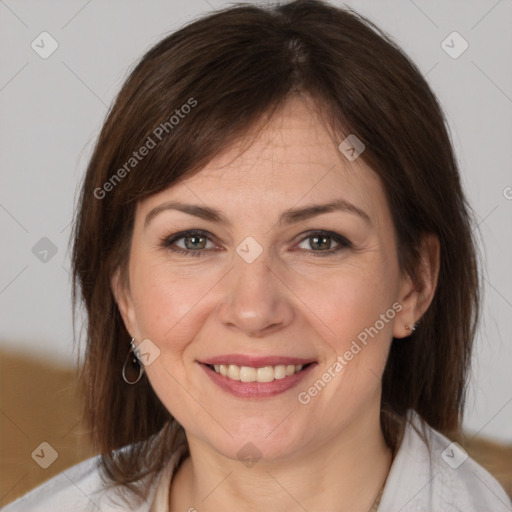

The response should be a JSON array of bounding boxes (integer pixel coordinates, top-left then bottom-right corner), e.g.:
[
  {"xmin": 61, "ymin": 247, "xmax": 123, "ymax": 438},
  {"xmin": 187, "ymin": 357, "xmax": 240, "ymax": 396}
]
[
  {"xmin": 312, "ymin": 235, "xmax": 330, "ymax": 250},
  {"xmin": 185, "ymin": 235, "xmax": 205, "ymax": 250}
]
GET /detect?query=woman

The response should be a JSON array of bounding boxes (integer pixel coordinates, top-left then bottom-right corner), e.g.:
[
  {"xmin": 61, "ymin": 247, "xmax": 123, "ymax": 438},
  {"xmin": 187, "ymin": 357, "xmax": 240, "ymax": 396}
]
[{"xmin": 3, "ymin": 1, "xmax": 510, "ymax": 511}]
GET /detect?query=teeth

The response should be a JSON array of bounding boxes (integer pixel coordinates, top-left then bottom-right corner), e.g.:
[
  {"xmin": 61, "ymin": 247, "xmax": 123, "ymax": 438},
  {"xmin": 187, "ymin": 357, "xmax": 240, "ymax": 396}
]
[
  {"xmin": 257, "ymin": 366, "xmax": 274, "ymax": 383},
  {"xmin": 211, "ymin": 363, "xmax": 305, "ymax": 382},
  {"xmin": 228, "ymin": 364, "xmax": 240, "ymax": 380},
  {"xmin": 240, "ymin": 366, "xmax": 256, "ymax": 382},
  {"xmin": 274, "ymin": 365, "xmax": 287, "ymax": 379}
]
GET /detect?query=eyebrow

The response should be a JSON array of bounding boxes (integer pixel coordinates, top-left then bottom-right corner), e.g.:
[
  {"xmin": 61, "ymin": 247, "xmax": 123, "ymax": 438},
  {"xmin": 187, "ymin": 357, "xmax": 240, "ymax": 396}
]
[{"xmin": 144, "ymin": 198, "xmax": 371, "ymax": 228}]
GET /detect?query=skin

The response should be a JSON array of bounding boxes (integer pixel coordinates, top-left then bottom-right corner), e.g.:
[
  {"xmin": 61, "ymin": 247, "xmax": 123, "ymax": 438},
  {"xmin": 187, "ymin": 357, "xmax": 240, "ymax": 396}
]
[{"xmin": 112, "ymin": 95, "xmax": 439, "ymax": 512}]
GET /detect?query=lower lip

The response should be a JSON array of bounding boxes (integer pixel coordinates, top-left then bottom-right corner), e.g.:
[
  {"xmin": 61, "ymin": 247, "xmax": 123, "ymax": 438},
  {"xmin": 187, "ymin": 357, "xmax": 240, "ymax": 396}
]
[{"xmin": 199, "ymin": 363, "xmax": 316, "ymax": 398}]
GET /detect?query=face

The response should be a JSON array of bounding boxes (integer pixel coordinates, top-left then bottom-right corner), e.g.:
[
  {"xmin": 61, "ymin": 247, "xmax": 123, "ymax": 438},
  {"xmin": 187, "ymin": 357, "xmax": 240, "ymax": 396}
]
[{"xmin": 114, "ymin": 95, "xmax": 418, "ymax": 463}]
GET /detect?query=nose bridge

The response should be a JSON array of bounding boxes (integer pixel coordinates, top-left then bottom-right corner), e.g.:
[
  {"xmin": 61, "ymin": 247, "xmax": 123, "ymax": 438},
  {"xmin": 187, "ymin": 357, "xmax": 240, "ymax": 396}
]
[{"xmin": 217, "ymin": 247, "xmax": 293, "ymax": 336}]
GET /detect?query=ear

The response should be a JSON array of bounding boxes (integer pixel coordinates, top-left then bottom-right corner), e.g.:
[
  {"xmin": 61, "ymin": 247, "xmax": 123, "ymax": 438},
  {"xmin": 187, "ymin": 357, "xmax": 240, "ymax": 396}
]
[
  {"xmin": 111, "ymin": 266, "xmax": 138, "ymax": 339},
  {"xmin": 393, "ymin": 233, "xmax": 440, "ymax": 339}
]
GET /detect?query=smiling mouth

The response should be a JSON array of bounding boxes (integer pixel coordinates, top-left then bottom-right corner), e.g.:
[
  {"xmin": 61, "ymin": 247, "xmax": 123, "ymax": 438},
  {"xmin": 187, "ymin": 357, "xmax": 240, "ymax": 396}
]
[{"xmin": 205, "ymin": 363, "xmax": 313, "ymax": 383}]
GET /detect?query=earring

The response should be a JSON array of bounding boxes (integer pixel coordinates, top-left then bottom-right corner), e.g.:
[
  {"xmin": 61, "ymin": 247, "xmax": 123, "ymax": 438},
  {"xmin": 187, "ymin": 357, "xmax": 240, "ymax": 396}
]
[
  {"xmin": 122, "ymin": 338, "xmax": 145, "ymax": 384},
  {"xmin": 405, "ymin": 323, "xmax": 416, "ymax": 332}
]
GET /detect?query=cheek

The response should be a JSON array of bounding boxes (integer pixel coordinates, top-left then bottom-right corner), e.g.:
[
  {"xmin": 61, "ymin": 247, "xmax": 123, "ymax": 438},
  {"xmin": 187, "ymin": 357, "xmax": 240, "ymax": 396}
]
[
  {"xmin": 127, "ymin": 258, "xmax": 212, "ymax": 412},
  {"xmin": 295, "ymin": 255, "xmax": 399, "ymax": 359},
  {"xmin": 130, "ymin": 253, "xmax": 219, "ymax": 336}
]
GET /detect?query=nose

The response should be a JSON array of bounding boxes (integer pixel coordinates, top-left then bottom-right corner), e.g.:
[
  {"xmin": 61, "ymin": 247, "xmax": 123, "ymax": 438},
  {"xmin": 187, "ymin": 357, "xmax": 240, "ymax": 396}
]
[{"xmin": 216, "ymin": 252, "xmax": 295, "ymax": 338}]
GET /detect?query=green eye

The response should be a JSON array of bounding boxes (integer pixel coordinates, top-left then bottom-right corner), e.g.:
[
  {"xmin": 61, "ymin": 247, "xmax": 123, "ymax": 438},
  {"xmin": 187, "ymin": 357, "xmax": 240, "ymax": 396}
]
[
  {"xmin": 161, "ymin": 230, "xmax": 216, "ymax": 257},
  {"xmin": 296, "ymin": 231, "xmax": 352, "ymax": 255},
  {"xmin": 160, "ymin": 229, "xmax": 352, "ymax": 257}
]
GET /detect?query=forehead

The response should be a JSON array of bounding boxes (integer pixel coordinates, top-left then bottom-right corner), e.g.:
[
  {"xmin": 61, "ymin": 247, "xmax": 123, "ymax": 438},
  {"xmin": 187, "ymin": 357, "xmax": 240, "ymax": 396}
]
[{"xmin": 140, "ymin": 96, "xmax": 387, "ymax": 221}]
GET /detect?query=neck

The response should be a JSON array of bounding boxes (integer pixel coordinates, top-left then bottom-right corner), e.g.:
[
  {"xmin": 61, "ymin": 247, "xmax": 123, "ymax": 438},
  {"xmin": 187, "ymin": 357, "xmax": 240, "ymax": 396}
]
[{"xmin": 170, "ymin": 408, "xmax": 392, "ymax": 512}]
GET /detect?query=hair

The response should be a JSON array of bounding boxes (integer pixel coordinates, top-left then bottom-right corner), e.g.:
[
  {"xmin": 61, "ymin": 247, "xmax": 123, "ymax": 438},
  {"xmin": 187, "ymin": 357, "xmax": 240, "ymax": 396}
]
[{"xmin": 72, "ymin": 0, "xmax": 480, "ymax": 502}]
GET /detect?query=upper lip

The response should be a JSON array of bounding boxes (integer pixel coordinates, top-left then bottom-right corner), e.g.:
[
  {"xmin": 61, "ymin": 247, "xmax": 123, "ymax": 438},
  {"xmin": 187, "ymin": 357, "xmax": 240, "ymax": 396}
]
[{"xmin": 200, "ymin": 354, "xmax": 316, "ymax": 367}]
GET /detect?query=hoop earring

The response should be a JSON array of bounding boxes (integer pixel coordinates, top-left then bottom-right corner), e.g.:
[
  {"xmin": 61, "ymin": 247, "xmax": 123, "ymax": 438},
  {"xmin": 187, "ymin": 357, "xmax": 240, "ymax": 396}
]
[{"xmin": 122, "ymin": 338, "xmax": 145, "ymax": 384}]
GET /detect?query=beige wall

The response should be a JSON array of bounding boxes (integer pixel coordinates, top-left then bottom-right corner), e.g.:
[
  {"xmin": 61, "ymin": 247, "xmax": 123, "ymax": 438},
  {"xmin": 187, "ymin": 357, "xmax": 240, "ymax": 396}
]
[{"xmin": 0, "ymin": 349, "xmax": 95, "ymax": 506}]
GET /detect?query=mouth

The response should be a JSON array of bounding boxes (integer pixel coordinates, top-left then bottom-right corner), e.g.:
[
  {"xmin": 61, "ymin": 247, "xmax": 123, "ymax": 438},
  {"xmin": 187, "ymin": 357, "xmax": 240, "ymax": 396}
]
[{"xmin": 198, "ymin": 357, "xmax": 317, "ymax": 398}]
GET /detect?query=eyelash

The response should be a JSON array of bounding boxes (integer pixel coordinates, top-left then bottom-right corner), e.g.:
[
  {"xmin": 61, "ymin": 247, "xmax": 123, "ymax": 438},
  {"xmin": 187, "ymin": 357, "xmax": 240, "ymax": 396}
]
[{"xmin": 159, "ymin": 229, "xmax": 352, "ymax": 257}]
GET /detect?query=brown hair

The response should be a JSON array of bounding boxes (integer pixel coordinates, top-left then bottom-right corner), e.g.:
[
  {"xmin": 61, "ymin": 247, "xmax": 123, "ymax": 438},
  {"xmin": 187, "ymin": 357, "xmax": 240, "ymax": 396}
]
[{"xmin": 72, "ymin": 0, "xmax": 480, "ymax": 501}]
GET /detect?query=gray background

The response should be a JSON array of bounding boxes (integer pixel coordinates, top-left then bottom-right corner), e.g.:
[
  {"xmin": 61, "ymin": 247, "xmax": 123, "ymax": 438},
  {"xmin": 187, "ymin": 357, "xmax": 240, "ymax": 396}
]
[{"xmin": 1, "ymin": 0, "xmax": 511, "ymax": 441}]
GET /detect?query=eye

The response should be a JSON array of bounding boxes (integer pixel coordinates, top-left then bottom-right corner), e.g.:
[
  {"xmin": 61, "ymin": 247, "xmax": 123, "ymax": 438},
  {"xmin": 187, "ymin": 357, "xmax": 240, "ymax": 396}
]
[
  {"xmin": 160, "ymin": 230, "xmax": 218, "ymax": 256},
  {"xmin": 160, "ymin": 229, "xmax": 351, "ymax": 257},
  {"xmin": 296, "ymin": 231, "xmax": 352, "ymax": 255}
]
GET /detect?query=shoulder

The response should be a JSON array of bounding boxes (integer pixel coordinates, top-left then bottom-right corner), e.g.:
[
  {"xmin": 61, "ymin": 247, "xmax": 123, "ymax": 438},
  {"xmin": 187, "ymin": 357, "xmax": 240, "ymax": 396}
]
[
  {"xmin": 378, "ymin": 410, "xmax": 512, "ymax": 511},
  {"xmin": 0, "ymin": 455, "xmax": 155, "ymax": 512}
]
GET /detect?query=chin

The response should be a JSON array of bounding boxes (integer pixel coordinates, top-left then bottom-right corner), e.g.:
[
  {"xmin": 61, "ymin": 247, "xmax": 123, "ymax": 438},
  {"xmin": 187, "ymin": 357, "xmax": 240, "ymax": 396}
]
[{"xmin": 195, "ymin": 416, "xmax": 314, "ymax": 465}]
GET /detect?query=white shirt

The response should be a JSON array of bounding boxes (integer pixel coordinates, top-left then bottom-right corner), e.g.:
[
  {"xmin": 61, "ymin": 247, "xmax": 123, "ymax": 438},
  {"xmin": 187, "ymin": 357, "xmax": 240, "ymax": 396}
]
[{"xmin": 2, "ymin": 411, "xmax": 510, "ymax": 511}]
